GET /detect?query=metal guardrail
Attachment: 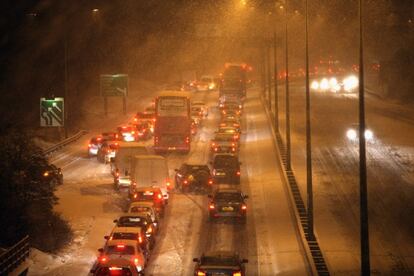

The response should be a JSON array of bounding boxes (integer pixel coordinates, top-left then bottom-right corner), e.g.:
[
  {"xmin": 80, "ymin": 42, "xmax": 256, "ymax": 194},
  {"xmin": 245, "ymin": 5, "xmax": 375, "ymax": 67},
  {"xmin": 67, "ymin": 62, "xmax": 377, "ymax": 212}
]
[
  {"xmin": 0, "ymin": 236, "xmax": 30, "ymax": 275},
  {"xmin": 44, "ymin": 130, "xmax": 88, "ymax": 155},
  {"xmin": 260, "ymin": 91, "xmax": 330, "ymax": 276}
]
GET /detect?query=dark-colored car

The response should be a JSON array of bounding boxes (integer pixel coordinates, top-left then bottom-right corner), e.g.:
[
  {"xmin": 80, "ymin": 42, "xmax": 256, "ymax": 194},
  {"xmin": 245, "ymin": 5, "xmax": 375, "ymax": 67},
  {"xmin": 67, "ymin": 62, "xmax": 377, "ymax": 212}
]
[
  {"xmin": 208, "ymin": 188, "xmax": 248, "ymax": 223},
  {"xmin": 113, "ymin": 215, "xmax": 157, "ymax": 249},
  {"xmin": 43, "ymin": 164, "xmax": 63, "ymax": 186},
  {"xmin": 193, "ymin": 251, "xmax": 248, "ymax": 276},
  {"xmin": 211, "ymin": 154, "xmax": 241, "ymax": 184},
  {"xmin": 175, "ymin": 163, "xmax": 213, "ymax": 193}
]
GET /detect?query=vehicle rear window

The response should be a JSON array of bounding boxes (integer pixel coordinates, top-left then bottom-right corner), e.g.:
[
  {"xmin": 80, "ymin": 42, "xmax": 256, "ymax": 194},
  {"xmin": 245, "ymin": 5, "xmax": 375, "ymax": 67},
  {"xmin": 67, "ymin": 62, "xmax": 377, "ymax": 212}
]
[
  {"xmin": 215, "ymin": 192, "xmax": 242, "ymax": 201},
  {"xmin": 106, "ymin": 245, "xmax": 135, "ymax": 255},
  {"xmin": 112, "ymin": 232, "xmax": 139, "ymax": 240},
  {"xmin": 118, "ymin": 217, "xmax": 146, "ymax": 227},
  {"xmin": 214, "ymin": 157, "xmax": 238, "ymax": 168},
  {"xmin": 130, "ymin": 206, "xmax": 151, "ymax": 213},
  {"xmin": 201, "ymin": 255, "xmax": 238, "ymax": 266}
]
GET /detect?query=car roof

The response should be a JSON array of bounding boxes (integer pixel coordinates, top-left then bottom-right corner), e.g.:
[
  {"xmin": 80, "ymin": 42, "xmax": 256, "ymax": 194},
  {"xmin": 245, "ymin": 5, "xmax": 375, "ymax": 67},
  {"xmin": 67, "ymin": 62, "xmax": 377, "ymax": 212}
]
[
  {"xmin": 111, "ymin": 226, "xmax": 143, "ymax": 233},
  {"xmin": 129, "ymin": 201, "xmax": 155, "ymax": 208}
]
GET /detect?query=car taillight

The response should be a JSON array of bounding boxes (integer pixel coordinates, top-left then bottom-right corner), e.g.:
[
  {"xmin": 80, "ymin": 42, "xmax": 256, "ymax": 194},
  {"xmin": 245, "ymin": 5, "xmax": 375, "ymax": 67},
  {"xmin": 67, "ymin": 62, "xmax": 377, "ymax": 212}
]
[
  {"xmin": 116, "ymin": 172, "xmax": 120, "ymax": 177},
  {"xmin": 116, "ymin": 244, "xmax": 125, "ymax": 249},
  {"xmin": 166, "ymin": 180, "xmax": 171, "ymax": 188},
  {"xmin": 133, "ymin": 194, "xmax": 138, "ymax": 199},
  {"xmin": 212, "ymin": 142, "xmax": 216, "ymax": 147},
  {"xmin": 133, "ymin": 257, "xmax": 140, "ymax": 265},
  {"xmin": 208, "ymin": 179, "xmax": 213, "ymax": 185},
  {"xmin": 209, "ymin": 204, "xmax": 215, "ymax": 210},
  {"xmin": 197, "ymin": 271, "xmax": 206, "ymax": 276},
  {"xmin": 99, "ymin": 256, "xmax": 108, "ymax": 263},
  {"xmin": 88, "ymin": 144, "xmax": 92, "ymax": 148},
  {"xmin": 186, "ymin": 137, "xmax": 190, "ymax": 143},
  {"xmin": 233, "ymin": 271, "xmax": 242, "ymax": 276},
  {"xmin": 232, "ymin": 143, "xmax": 235, "ymax": 147},
  {"xmin": 232, "ymin": 147, "xmax": 236, "ymax": 152},
  {"xmin": 134, "ymin": 118, "xmax": 138, "ymax": 122},
  {"xmin": 236, "ymin": 171, "xmax": 241, "ymax": 176},
  {"xmin": 138, "ymin": 236, "xmax": 143, "ymax": 243},
  {"xmin": 147, "ymin": 226, "xmax": 152, "ymax": 233},
  {"xmin": 214, "ymin": 147, "xmax": 218, "ymax": 152},
  {"xmin": 157, "ymin": 193, "xmax": 162, "ymax": 200},
  {"xmin": 241, "ymin": 205, "xmax": 247, "ymax": 210},
  {"xmin": 183, "ymin": 180, "xmax": 188, "ymax": 185}
]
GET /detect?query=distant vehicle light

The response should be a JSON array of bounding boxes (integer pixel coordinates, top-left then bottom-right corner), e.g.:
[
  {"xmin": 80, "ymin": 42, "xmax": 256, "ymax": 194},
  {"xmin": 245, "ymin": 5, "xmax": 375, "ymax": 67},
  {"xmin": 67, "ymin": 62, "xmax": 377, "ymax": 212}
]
[
  {"xmin": 365, "ymin": 129, "xmax": 374, "ymax": 140},
  {"xmin": 320, "ymin": 78, "xmax": 329, "ymax": 90},
  {"xmin": 343, "ymin": 75, "xmax": 359, "ymax": 92},
  {"xmin": 346, "ymin": 129, "xmax": 357, "ymax": 140},
  {"xmin": 311, "ymin": 80, "xmax": 319, "ymax": 90}
]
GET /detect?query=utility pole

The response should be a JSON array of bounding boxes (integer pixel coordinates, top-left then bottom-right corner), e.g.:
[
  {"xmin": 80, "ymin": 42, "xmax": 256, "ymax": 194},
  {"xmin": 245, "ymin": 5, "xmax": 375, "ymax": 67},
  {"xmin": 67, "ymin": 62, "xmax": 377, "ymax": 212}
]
[
  {"xmin": 358, "ymin": 0, "xmax": 370, "ymax": 274},
  {"xmin": 285, "ymin": 0, "xmax": 291, "ymax": 171},
  {"xmin": 305, "ymin": 0, "xmax": 314, "ymax": 240}
]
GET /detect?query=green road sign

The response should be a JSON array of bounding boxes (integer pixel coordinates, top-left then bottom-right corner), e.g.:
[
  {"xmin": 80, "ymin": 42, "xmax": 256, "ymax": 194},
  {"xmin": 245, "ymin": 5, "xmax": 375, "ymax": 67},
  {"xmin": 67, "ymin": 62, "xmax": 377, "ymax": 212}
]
[
  {"xmin": 100, "ymin": 74, "xmax": 128, "ymax": 97},
  {"xmin": 40, "ymin": 97, "xmax": 64, "ymax": 127}
]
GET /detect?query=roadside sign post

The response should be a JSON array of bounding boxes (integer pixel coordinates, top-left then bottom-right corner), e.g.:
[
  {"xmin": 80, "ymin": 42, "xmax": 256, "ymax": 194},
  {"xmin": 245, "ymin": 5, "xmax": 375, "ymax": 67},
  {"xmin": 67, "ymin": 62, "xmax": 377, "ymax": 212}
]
[
  {"xmin": 40, "ymin": 97, "xmax": 64, "ymax": 127},
  {"xmin": 100, "ymin": 74, "xmax": 129, "ymax": 116}
]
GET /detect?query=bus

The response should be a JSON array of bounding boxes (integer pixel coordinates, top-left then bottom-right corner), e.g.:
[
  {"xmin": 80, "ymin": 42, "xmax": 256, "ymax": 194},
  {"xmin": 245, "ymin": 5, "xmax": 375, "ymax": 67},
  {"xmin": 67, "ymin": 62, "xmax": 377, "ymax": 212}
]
[{"xmin": 153, "ymin": 91, "xmax": 191, "ymax": 153}]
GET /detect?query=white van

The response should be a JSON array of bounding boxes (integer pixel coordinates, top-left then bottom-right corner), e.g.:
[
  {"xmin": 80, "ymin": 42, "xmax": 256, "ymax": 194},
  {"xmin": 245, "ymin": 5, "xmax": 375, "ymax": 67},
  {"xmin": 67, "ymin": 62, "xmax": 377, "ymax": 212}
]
[
  {"xmin": 129, "ymin": 155, "xmax": 170, "ymax": 201},
  {"xmin": 112, "ymin": 142, "xmax": 148, "ymax": 189}
]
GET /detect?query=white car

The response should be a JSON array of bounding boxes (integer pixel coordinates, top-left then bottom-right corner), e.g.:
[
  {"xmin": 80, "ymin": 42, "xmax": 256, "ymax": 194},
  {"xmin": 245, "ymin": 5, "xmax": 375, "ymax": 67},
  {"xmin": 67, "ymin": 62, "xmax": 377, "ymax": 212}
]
[
  {"xmin": 128, "ymin": 202, "xmax": 159, "ymax": 224},
  {"xmin": 196, "ymin": 75, "xmax": 216, "ymax": 91}
]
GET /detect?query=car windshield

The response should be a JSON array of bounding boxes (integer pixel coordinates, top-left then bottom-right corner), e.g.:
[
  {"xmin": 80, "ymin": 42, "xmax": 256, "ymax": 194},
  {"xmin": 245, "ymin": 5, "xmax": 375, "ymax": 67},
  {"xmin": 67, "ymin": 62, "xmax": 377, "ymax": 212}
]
[
  {"xmin": 118, "ymin": 217, "xmax": 146, "ymax": 227},
  {"xmin": 96, "ymin": 267, "xmax": 133, "ymax": 276},
  {"xmin": 106, "ymin": 245, "xmax": 135, "ymax": 255},
  {"xmin": 201, "ymin": 255, "xmax": 239, "ymax": 266}
]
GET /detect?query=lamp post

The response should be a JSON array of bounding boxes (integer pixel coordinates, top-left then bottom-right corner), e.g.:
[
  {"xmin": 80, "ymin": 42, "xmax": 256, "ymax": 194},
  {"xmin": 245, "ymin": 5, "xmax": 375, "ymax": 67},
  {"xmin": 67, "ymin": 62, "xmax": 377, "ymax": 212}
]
[
  {"xmin": 304, "ymin": 0, "xmax": 314, "ymax": 240},
  {"xmin": 358, "ymin": 0, "xmax": 370, "ymax": 274},
  {"xmin": 284, "ymin": 0, "xmax": 291, "ymax": 171}
]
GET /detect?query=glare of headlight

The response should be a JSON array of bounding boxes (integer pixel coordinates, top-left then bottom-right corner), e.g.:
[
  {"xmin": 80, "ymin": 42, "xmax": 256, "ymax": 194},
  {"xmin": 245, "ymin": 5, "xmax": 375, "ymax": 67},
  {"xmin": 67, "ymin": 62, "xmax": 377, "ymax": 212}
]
[
  {"xmin": 329, "ymin": 77, "xmax": 338, "ymax": 87},
  {"xmin": 311, "ymin": 80, "xmax": 319, "ymax": 90},
  {"xmin": 343, "ymin": 75, "xmax": 359, "ymax": 92},
  {"xmin": 346, "ymin": 129, "xmax": 357, "ymax": 140},
  {"xmin": 364, "ymin": 129, "xmax": 373, "ymax": 140},
  {"xmin": 320, "ymin": 78, "xmax": 329, "ymax": 90}
]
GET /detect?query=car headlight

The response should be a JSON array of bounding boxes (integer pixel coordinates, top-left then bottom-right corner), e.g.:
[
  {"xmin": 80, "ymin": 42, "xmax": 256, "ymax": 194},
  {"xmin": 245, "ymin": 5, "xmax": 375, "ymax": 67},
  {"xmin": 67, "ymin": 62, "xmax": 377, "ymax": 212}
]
[
  {"xmin": 343, "ymin": 75, "xmax": 359, "ymax": 92},
  {"xmin": 364, "ymin": 129, "xmax": 373, "ymax": 140},
  {"xmin": 311, "ymin": 80, "xmax": 319, "ymax": 90},
  {"xmin": 346, "ymin": 129, "xmax": 357, "ymax": 140},
  {"xmin": 136, "ymin": 265, "xmax": 143, "ymax": 272},
  {"xmin": 320, "ymin": 78, "xmax": 329, "ymax": 90}
]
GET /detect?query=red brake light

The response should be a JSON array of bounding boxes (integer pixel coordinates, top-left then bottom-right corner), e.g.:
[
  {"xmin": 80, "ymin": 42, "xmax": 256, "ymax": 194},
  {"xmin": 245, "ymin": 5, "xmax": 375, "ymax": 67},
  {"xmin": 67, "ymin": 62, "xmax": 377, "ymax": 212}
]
[
  {"xmin": 134, "ymin": 118, "xmax": 138, "ymax": 122},
  {"xmin": 209, "ymin": 204, "xmax": 215, "ymax": 210},
  {"xmin": 233, "ymin": 272, "xmax": 242, "ymax": 276},
  {"xmin": 116, "ymin": 244, "xmax": 125, "ymax": 249},
  {"xmin": 184, "ymin": 180, "xmax": 188, "ymax": 184},
  {"xmin": 133, "ymin": 194, "xmax": 137, "ymax": 199},
  {"xmin": 99, "ymin": 256, "xmax": 108, "ymax": 263},
  {"xmin": 208, "ymin": 179, "xmax": 213, "ymax": 185},
  {"xmin": 157, "ymin": 193, "xmax": 162, "ymax": 200},
  {"xmin": 133, "ymin": 257, "xmax": 140, "ymax": 265},
  {"xmin": 236, "ymin": 171, "xmax": 241, "ymax": 176},
  {"xmin": 138, "ymin": 236, "xmax": 143, "ymax": 243},
  {"xmin": 88, "ymin": 144, "xmax": 92, "ymax": 147},
  {"xmin": 197, "ymin": 271, "xmax": 206, "ymax": 276},
  {"xmin": 241, "ymin": 205, "xmax": 247, "ymax": 210}
]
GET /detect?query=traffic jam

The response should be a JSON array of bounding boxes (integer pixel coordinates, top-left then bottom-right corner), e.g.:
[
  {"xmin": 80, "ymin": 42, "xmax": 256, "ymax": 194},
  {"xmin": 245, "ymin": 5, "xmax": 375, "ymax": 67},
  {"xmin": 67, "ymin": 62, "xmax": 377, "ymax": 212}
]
[{"xmin": 86, "ymin": 63, "xmax": 251, "ymax": 276}]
